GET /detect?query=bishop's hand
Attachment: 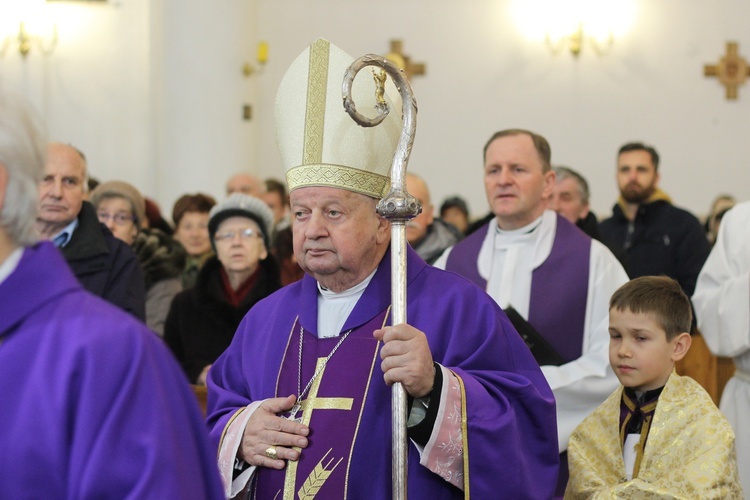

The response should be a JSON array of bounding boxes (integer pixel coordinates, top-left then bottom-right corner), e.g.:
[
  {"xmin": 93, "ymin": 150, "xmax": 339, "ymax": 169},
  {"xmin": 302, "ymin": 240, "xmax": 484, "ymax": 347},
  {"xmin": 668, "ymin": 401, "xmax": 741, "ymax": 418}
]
[
  {"xmin": 239, "ymin": 395, "xmax": 310, "ymax": 469},
  {"xmin": 374, "ymin": 324, "xmax": 435, "ymax": 399}
]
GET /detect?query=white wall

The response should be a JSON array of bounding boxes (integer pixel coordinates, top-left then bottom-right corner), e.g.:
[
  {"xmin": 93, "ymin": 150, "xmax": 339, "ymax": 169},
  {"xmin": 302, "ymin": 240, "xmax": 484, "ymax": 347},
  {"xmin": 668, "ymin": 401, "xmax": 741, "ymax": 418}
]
[
  {"xmin": 254, "ymin": 0, "xmax": 750, "ymax": 221},
  {"xmin": 1, "ymin": 0, "xmax": 748, "ymax": 222},
  {"xmin": 1, "ymin": 0, "xmax": 153, "ymax": 198},
  {"xmin": 0, "ymin": 0, "xmax": 258, "ymax": 218},
  {"xmin": 151, "ymin": 0, "xmax": 258, "ymax": 213}
]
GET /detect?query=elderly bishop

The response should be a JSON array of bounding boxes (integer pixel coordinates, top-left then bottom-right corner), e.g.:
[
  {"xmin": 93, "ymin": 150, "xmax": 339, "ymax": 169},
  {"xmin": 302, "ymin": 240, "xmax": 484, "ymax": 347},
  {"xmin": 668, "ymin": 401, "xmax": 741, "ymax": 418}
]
[{"xmin": 207, "ymin": 39, "xmax": 559, "ymax": 499}]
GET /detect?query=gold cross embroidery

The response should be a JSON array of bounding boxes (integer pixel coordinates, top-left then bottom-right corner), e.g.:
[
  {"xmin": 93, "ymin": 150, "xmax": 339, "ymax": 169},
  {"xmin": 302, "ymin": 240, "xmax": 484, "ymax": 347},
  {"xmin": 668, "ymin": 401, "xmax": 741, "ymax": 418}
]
[{"xmin": 283, "ymin": 358, "xmax": 354, "ymax": 499}]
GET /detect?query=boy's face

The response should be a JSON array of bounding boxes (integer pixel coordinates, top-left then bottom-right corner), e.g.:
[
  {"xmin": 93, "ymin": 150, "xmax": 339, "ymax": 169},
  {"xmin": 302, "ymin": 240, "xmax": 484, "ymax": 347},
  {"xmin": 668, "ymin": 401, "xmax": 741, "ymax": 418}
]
[{"xmin": 608, "ymin": 308, "xmax": 688, "ymax": 392}]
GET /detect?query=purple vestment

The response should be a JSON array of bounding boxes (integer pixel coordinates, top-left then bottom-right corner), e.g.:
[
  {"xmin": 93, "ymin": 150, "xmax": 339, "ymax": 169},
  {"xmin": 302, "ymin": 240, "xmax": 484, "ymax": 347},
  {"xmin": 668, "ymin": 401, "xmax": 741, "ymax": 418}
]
[
  {"xmin": 208, "ymin": 245, "xmax": 559, "ymax": 499},
  {"xmin": 0, "ymin": 242, "xmax": 224, "ymax": 498},
  {"xmin": 445, "ymin": 214, "xmax": 591, "ymax": 363}
]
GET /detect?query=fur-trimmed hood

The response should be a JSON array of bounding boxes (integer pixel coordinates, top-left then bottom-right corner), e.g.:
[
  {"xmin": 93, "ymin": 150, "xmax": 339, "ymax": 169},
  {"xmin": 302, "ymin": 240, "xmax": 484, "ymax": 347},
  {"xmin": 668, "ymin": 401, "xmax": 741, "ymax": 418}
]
[{"xmin": 132, "ymin": 228, "xmax": 187, "ymax": 290}]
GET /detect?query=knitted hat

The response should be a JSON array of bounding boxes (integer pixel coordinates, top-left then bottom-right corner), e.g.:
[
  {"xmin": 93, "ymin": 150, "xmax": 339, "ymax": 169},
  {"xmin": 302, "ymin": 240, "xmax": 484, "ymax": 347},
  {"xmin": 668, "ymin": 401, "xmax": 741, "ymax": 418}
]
[
  {"xmin": 208, "ymin": 193, "xmax": 274, "ymax": 249},
  {"xmin": 89, "ymin": 180, "xmax": 146, "ymax": 227},
  {"xmin": 275, "ymin": 38, "xmax": 402, "ymax": 199}
]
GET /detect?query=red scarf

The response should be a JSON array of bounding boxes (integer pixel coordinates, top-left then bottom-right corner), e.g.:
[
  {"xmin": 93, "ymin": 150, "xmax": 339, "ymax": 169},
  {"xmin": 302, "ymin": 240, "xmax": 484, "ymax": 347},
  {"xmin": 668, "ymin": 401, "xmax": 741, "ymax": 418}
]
[{"xmin": 220, "ymin": 266, "xmax": 260, "ymax": 308}]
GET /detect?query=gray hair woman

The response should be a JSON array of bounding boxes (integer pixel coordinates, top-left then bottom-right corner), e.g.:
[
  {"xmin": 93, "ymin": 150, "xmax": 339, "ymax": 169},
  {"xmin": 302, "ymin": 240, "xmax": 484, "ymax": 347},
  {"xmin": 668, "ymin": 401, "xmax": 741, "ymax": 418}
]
[{"xmin": 164, "ymin": 193, "xmax": 281, "ymax": 385}]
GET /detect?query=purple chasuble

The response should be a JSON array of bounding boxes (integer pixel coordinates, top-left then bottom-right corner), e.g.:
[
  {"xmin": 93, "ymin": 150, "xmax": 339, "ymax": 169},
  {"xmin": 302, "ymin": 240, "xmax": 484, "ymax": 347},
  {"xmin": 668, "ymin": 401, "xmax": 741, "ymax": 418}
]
[
  {"xmin": 445, "ymin": 214, "xmax": 591, "ymax": 362},
  {"xmin": 208, "ymin": 245, "xmax": 560, "ymax": 499},
  {"xmin": 254, "ymin": 312, "xmax": 387, "ymax": 498},
  {"xmin": 0, "ymin": 242, "xmax": 224, "ymax": 498}
]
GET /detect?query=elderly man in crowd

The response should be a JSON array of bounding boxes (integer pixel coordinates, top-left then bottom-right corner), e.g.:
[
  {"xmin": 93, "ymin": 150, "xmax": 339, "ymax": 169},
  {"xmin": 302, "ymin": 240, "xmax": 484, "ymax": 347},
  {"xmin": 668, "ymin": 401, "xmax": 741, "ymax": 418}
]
[
  {"xmin": 0, "ymin": 92, "xmax": 223, "ymax": 497},
  {"xmin": 405, "ymin": 172, "xmax": 463, "ymax": 264},
  {"xmin": 206, "ymin": 39, "xmax": 559, "ymax": 499},
  {"xmin": 549, "ymin": 165, "xmax": 602, "ymax": 241},
  {"xmin": 226, "ymin": 171, "xmax": 265, "ymax": 197},
  {"xmin": 36, "ymin": 142, "xmax": 145, "ymax": 319}
]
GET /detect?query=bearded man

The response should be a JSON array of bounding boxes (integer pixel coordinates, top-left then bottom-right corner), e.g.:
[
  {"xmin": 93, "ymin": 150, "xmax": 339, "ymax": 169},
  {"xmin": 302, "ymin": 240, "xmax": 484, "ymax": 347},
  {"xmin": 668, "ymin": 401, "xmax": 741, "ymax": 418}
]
[{"xmin": 599, "ymin": 142, "xmax": 709, "ymax": 296}]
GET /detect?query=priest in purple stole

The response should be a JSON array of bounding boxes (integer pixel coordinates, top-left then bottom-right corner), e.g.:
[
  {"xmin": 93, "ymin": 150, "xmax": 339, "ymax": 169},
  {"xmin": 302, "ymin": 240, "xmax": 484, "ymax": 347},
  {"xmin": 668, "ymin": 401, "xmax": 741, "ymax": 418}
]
[
  {"xmin": 0, "ymin": 93, "xmax": 224, "ymax": 498},
  {"xmin": 434, "ymin": 129, "xmax": 629, "ymax": 496},
  {"xmin": 207, "ymin": 39, "xmax": 559, "ymax": 499}
]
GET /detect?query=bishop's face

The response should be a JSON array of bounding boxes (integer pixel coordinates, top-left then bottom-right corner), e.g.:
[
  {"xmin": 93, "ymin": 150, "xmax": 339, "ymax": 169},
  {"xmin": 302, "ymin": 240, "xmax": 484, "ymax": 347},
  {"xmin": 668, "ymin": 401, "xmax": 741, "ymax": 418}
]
[
  {"xmin": 290, "ymin": 186, "xmax": 390, "ymax": 293},
  {"xmin": 616, "ymin": 150, "xmax": 659, "ymax": 204}
]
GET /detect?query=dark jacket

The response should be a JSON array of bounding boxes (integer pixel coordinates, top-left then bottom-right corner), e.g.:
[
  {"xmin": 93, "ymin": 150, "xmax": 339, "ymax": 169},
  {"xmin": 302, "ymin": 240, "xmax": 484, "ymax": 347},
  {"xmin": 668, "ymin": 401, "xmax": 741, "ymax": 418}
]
[
  {"xmin": 576, "ymin": 211, "xmax": 603, "ymax": 242},
  {"xmin": 599, "ymin": 195, "xmax": 710, "ymax": 296},
  {"xmin": 60, "ymin": 201, "xmax": 146, "ymax": 320},
  {"xmin": 164, "ymin": 255, "xmax": 281, "ymax": 383},
  {"xmin": 412, "ymin": 218, "xmax": 463, "ymax": 265}
]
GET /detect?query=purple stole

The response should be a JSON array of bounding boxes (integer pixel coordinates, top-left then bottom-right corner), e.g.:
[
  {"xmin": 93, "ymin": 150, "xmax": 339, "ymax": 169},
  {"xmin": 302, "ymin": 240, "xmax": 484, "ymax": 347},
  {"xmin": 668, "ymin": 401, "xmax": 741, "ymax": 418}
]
[
  {"xmin": 446, "ymin": 214, "xmax": 590, "ymax": 363},
  {"xmin": 253, "ymin": 310, "xmax": 387, "ymax": 499}
]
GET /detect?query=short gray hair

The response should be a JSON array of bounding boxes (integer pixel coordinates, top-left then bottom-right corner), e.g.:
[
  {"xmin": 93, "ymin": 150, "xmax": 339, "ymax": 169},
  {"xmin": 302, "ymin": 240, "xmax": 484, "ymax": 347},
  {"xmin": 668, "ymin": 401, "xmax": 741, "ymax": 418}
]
[
  {"xmin": 0, "ymin": 91, "xmax": 46, "ymax": 247},
  {"xmin": 553, "ymin": 166, "xmax": 590, "ymax": 205}
]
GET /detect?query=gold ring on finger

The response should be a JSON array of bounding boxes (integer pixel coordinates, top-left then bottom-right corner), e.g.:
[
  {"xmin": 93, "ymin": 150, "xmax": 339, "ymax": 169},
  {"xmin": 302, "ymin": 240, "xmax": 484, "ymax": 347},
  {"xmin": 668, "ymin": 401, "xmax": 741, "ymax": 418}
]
[{"xmin": 265, "ymin": 446, "xmax": 278, "ymax": 460}]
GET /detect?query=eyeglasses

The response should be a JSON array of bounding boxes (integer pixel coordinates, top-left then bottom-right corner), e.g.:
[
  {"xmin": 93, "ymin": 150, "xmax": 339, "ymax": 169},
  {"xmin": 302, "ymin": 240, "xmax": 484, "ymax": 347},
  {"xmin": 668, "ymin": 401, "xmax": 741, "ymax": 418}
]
[
  {"xmin": 214, "ymin": 228, "xmax": 260, "ymax": 242},
  {"xmin": 97, "ymin": 212, "xmax": 135, "ymax": 226}
]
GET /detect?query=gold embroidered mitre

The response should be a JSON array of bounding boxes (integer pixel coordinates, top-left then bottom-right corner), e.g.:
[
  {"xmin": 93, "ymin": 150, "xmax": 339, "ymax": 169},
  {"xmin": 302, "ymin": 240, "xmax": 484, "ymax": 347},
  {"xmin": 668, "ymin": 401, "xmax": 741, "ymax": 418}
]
[{"xmin": 275, "ymin": 38, "xmax": 402, "ymax": 198}]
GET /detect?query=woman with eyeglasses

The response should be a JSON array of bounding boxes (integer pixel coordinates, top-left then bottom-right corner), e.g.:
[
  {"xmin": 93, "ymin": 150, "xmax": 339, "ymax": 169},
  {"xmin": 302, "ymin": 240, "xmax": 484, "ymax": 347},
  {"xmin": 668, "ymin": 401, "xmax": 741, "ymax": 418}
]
[
  {"xmin": 90, "ymin": 181, "xmax": 186, "ymax": 337},
  {"xmin": 164, "ymin": 193, "xmax": 281, "ymax": 385}
]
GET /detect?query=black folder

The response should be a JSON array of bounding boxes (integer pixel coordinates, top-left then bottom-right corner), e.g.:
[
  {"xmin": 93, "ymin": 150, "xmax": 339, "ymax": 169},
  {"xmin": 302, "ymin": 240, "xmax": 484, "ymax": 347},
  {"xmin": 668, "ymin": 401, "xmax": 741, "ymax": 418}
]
[{"xmin": 504, "ymin": 306, "xmax": 566, "ymax": 367}]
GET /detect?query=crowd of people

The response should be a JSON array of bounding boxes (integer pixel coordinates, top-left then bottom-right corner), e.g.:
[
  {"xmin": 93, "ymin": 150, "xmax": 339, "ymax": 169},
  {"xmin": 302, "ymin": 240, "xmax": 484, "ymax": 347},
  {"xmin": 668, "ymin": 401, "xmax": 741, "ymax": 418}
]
[{"xmin": 2, "ymin": 36, "xmax": 749, "ymax": 498}]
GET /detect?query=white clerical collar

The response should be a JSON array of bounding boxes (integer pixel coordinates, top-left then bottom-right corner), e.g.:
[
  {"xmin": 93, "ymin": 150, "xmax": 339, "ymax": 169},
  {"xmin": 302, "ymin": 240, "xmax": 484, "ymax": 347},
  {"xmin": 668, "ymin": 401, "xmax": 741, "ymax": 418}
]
[
  {"xmin": 0, "ymin": 246, "xmax": 24, "ymax": 287},
  {"xmin": 316, "ymin": 268, "xmax": 377, "ymax": 338},
  {"xmin": 493, "ymin": 215, "xmax": 544, "ymax": 249},
  {"xmin": 317, "ymin": 269, "xmax": 376, "ymax": 298},
  {"xmin": 494, "ymin": 215, "xmax": 544, "ymax": 236}
]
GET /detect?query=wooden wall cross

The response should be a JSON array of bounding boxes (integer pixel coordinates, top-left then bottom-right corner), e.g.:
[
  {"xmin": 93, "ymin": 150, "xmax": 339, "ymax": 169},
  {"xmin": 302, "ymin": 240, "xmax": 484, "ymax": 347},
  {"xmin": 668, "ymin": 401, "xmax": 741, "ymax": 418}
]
[
  {"xmin": 704, "ymin": 41, "xmax": 750, "ymax": 100},
  {"xmin": 385, "ymin": 40, "xmax": 426, "ymax": 80}
]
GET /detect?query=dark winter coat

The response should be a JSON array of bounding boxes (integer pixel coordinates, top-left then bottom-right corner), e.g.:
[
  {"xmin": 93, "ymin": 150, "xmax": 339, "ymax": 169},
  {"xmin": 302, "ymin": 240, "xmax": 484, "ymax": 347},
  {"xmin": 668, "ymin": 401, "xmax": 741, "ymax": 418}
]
[
  {"xmin": 599, "ymin": 195, "xmax": 710, "ymax": 296},
  {"xmin": 60, "ymin": 201, "xmax": 146, "ymax": 320},
  {"xmin": 164, "ymin": 255, "xmax": 281, "ymax": 383}
]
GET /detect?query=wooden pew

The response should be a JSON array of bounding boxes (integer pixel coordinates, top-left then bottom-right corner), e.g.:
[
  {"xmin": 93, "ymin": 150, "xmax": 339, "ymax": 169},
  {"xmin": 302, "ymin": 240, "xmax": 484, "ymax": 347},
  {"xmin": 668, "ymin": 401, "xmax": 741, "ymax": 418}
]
[
  {"xmin": 191, "ymin": 384, "xmax": 208, "ymax": 417},
  {"xmin": 675, "ymin": 333, "xmax": 735, "ymax": 406}
]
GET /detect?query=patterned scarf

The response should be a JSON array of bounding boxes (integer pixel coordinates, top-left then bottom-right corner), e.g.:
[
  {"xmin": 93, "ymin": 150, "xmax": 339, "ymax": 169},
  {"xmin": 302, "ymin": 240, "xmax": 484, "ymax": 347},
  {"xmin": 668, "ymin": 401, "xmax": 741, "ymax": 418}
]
[{"xmin": 619, "ymin": 386, "xmax": 664, "ymax": 478}]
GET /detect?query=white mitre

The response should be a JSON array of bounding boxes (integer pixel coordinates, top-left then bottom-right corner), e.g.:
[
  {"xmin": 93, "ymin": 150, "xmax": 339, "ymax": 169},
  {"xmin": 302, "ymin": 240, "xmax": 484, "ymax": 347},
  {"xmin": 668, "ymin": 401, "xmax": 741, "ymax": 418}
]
[{"xmin": 275, "ymin": 38, "xmax": 402, "ymax": 199}]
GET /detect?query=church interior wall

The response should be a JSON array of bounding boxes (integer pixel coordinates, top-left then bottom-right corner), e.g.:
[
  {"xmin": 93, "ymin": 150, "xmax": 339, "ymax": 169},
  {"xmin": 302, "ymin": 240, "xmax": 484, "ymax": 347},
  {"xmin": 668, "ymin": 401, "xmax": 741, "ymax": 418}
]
[{"xmin": 0, "ymin": 0, "xmax": 747, "ymax": 222}]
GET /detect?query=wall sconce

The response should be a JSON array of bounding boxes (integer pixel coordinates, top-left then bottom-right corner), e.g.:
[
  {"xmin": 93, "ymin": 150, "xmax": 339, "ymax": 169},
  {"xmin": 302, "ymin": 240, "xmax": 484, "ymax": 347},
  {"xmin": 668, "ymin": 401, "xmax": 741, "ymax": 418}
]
[
  {"xmin": 511, "ymin": 0, "xmax": 635, "ymax": 58},
  {"xmin": 546, "ymin": 23, "xmax": 613, "ymax": 57},
  {"xmin": 242, "ymin": 41, "xmax": 269, "ymax": 77},
  {"xmin": 1, "ymin": 21, "xmax": 58, "ymax": 58}
]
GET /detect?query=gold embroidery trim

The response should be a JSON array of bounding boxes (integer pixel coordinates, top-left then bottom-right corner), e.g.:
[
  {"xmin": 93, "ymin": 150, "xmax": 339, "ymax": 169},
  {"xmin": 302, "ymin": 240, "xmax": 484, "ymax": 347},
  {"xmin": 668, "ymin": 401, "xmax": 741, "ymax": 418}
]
[
  {"xmin": 298, "ymin": 449, "xmax": 343, "ymax": 500},
  {"xmin": 287, "ymin": 164, "xmax": 390, "ymax": 199},
  {"xmin": 217, "ymin": 407, "xmax": 247, "ymax": 461},
  {"xmin": 452, "ymin": 369, "xmax": 471, "ymax": 499},
  {"xmin": 284, "ymin": 356, "xmax": 356, "ymax": 498},
  {"xmin": 301, "ymin": 397, "xmax": 353, "ymax": 411},
  {"xmin": 303, "ymin": 39, "xmax": 328, "ymax": 166},
  {"xmin": 274, "ymin": 316, "xmax": 301, "ymax": 398}
]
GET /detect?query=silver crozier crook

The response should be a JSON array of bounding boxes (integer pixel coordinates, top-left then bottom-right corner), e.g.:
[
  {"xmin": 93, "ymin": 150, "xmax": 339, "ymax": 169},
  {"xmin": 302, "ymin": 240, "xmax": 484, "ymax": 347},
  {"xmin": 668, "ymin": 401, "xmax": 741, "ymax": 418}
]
[{"xmin": 342, "ymin": 56, "xmax": 419, "ymax": 500}]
